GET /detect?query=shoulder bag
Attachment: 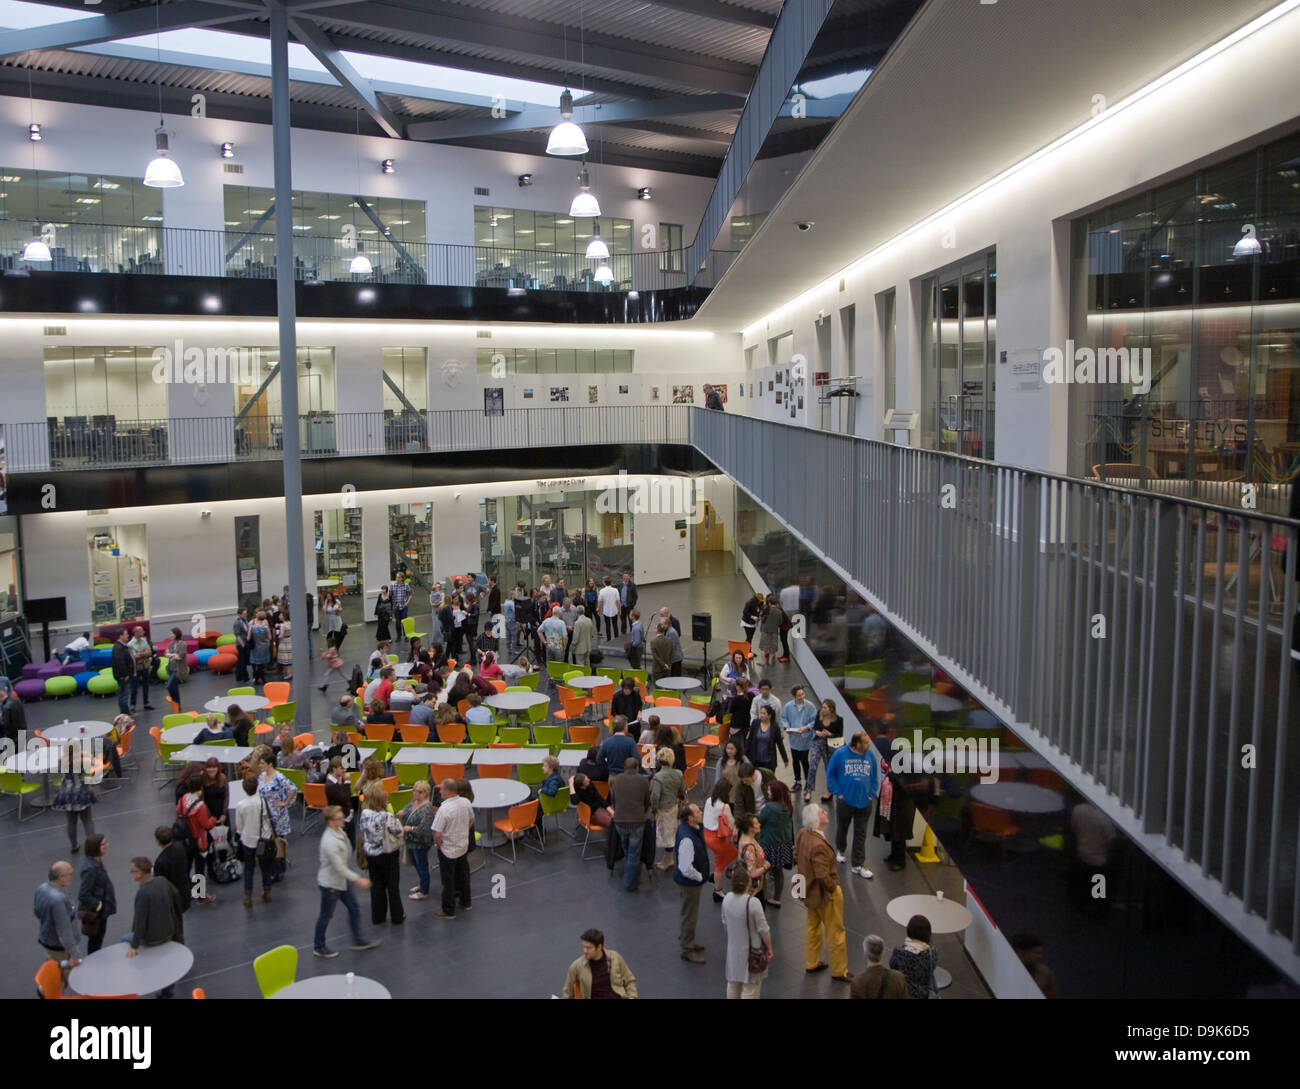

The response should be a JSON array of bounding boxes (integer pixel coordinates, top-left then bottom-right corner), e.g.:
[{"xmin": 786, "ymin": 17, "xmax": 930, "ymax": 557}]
[
  {"xmin": 260, "ymin": 796, "xmax": 287, "ymax": 862},
  {"xmin": 745, "ymin": 895, "xmax": 768, "ymax": 975}
]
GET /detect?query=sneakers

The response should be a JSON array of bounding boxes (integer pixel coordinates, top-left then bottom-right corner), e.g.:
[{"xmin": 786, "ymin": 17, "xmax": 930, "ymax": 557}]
[
  {"xmin": 313, "ymin": 948, "xmax": 339, "ymax": 959},
  {"xmin": 852, "ymin": 866, "xmax": 874, "ymax": 879},
  {"xmin": 434, "ymin": 910, "xmax": 456, "ymax": 919},
  {"xmin": 408, "ymin": 891, "xmax": 428, "ymax": 900},
  {"xmin": 835, "ymin": 852, "xmax": 846, "ymax": 864},
  {"xmin": 681, "ymin": 950, "xmax": 706, "ymax": 964},
  {"xmin": 350, "ymin": 940, "xmax": 381, "ymax": 951}
]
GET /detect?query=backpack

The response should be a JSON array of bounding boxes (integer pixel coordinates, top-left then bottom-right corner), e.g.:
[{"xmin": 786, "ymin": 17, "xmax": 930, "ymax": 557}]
[
  {"xmin": 172, "ymin": 796, "xmax": 200, "ymax": 853},
  {"xmin": 347, "ymin": 664, "xmax": 364, "ymax": 693}
]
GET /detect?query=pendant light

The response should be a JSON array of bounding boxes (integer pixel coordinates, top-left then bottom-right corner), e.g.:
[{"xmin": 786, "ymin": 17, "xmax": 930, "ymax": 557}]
[
  {"xmin": 347, "ymin": 108, "xmax": 371, "ymax": 275},
  {"xmin": 546, "ymin": 89, "xmax": 588, "ymax": 156},
  {"xmin": 21, "ymin": 73, "xmax": 48, "ymax": 261},
  {"xmin": 584, "ymin": 219, "xmax": 609, "ymax": 260},
  {"xmin": 142, "ymin": 2, "xmax": 183, "ymax": 188},
  {"xmin": 594, "ymin": 261, "xmax": 613, "ymax": 285},
  {"xmin": 570, "ymin": 165, "xmax": 600, "ymax": 217}
]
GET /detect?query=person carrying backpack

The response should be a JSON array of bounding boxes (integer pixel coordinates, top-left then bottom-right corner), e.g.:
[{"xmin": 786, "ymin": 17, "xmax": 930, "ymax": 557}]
[{"xmin": 175, "ymin": 773, "xmax": 218, "ymax": 905}]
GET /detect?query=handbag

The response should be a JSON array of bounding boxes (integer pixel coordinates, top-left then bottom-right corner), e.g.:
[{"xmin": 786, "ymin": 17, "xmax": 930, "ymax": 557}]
[
  {"xmin": 745, "ymin": 895, "xmax": 768, "ymax": 975},
  {"xmin": 260, "ymin": 796, "xmax": 287, "ymax": 862},
  {"xmin": 76, "ymin": 908, "xmax": 102, "ymax": 937}
]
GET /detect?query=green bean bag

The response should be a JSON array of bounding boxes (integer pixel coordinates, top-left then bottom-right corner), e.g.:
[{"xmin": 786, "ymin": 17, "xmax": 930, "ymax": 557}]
[{"xmin": 44, "ymin": 675, "xmax": 78, "ymax": 698}]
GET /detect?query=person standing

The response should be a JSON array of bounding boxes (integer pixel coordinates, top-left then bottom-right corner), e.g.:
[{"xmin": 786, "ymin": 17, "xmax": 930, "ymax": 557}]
[
  {"xmin": 597, "ymin": 577, "xmax": 621, "ymax": 643},
  {"xmin": 314, "ymin": 805, "xmax": 380, "ymax": 958},
  {"xmin": 650, "ymin": 621, "xmax": 674, "ymax": 684},
  {"xmin": 619, "ymin": 571, "xmax": 638, "ymax": 636},
  {"xmin": 889, "ymin": 915, "xmax": 939, "ymax": 999},
  {"xmin": 359, "ymin": 786, "xmax": 405, "ymax": 926},
  {"xmin": 757, "ymin": 779, "xmax": 795, "ymax": 906},
  {"xmin": 722, "ymin": 869, "xmax": 772, "ymax": 998},
  {"xmin": 781, "ymin": 685, "xmax": 818, "ymax": 801},
  {"xmin": 757, "ymin": 596, "xmax": 783, "ymax": 668},
  {"xmin": 111, "ymin": 629, "xmax": 134, "ymax": 718},
  {"xmin": 34, "ymin": 861, "xmax": 83, "ymax": 983},
  {"xmin": 795, "ymin": 803, "xmax": 852, "ymax": 984},
  {"xmin": 128, "ymin": 626, "xmax": 155, "ymax": 712},
  {"xmin": 152, "ymin": 826, "xmax": 193, "ymax": 917},
  {"xmin": 248, "ymin": 612, "xmax": 271, "ymax": 685},
  {"xmin": 256, "ymin": 750, "xmax": 296, "ymax": 882},
  {"xmin": 123, "ymin": 857, "xmax": 184, "ymax": 998},
  {"xmin": 52, "ymin": 742, "xmax": 96, "ymax": 853},
  {"xmin": 561, "ymin": 929, "xmax": 638, "ymax": 999},
  {"xmin": 76, "ymin": 834, "xmax": 116, "ymax": 955},
  {"xmin": 276, "ymin": 610, "xmax": 294, "ymax": 681},
  {"xmin": 390, "ymin": 573, "xmax": 412, "ymax": 643},
  {"xmin": 233, "ymin": 774, "xmax": 274, "ymax": 907},
  {"xmin": 432, "ymin": 778, "xmax": 475, "ymax": 918},
  {"xmin": 398, "ymin": 781, "xmax": 436, "ymax": 901},
  {"xmin": 538, "ymin": 605, "xmax": 568, "ymax": 672},
  {"xmin": 658, "ymin": 607, "xmax": 685, "ymax": 676},
  {"xmin": 740, "ymin": 593, "xmax": 762, "ymax": 649},
  {"xmin": 570, "ymin": 605, "xmax": 595, "ymax": 671},
  {"xmin": 703, "ymin": 383, "xmax": 724, "ymax": 412},
  {"xmin": 745, "ymin": 704, "xmax": 789, "ymax": 777},
  {"xmin": 624, "ymin": 609, "xmax": 645, "ymax": 671},
  {"xmin": 851, "ymin": 934, "xmax": 909, "ymax": 999},
  {"xmin": 749, "ymin": 678, "xmax": 782, "ymax": 729},
  {"xmin": 826, "ymin": 731, "xmax": 881, "ymax": 880},
  {"xmin": 650, "ymin": 749, "xmax": 685, "ymax": 871},
  {"xmin": 674, "ymin": 803, "xmax": 709, "ymax": 964},
  {"xmin": 233, "ymin": 607, "xmax": 251, "ymax": 684},
  {"xmin": 164, "ymin": 627, "xmax": 188, "ymax": 713},
  {"xmin": 809, "ymin": 698, "xmax": 844, "ymax": 804},
  {"xmin": 609, "ymin": 757, "xmax": 651, "ymax": 892}
]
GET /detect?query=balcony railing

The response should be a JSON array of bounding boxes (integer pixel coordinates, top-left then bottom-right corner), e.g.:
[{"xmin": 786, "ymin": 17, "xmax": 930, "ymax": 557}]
[{"xmin": 0, "ymin": 222, "xmax": 737, "ymax": 294}]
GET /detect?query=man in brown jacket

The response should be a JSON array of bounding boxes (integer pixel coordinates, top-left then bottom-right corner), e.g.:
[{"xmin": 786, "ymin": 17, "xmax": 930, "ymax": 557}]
[
  {"xmin": 850, "ymin": 934, "xmax": 908, "ymax": 999},
  {"xmin": 795, "ymin": 803, "xmax": 851, "ymax": 982}
]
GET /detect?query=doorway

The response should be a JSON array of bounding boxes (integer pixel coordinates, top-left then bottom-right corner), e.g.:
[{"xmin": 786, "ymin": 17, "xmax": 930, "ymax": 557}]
[{"xmin": 925, "ymin": 252, "xmax": 996, "ymax": 458}]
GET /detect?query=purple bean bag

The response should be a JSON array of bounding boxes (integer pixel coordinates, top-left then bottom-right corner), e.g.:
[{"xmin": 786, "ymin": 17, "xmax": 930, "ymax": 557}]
[
  {"xmin": 14, "ymin": 678, "xmax": 46, "ymax": 701},
  {"xmin": 21, "ymin": 663, "xmax": 42, "ymax": 680},
  {"xmin": 60, "ymin": 661, "xmax": 86, "ymax": 676},
  {"xmin": 37, "ymin": 660, "xmax": 64, "ymax": 678}
]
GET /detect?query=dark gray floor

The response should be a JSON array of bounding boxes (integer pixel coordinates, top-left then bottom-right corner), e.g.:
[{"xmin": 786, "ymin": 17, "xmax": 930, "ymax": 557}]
[{"xmin": 2, "ymin": 551, "xmax": 989, "ymax": 999}]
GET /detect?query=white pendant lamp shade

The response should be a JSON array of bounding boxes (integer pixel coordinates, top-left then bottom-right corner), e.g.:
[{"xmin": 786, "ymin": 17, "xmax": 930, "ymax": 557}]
[
  {"xmin": 22, "ymin": 222, "xmax": 50, "ymax": 262},
  {"xmin": 349, "ymin": 240, "xmax": 372, "ymax": 276},
  {"xmin": 1232, "ymin": 234, "xmax": 1262, "ymax": 257},
  {"xmin": 585, "ymin": 221, "xmax": 609, "ymax": 260},
  {"xmin": 546, "ymin": 89, "xmax": 588, "ymax": 156},
  {"xmin": 570, "ymin": 166, "xmax": 600, "ymax": 217},
  {"xmin": 143, "ymin": 129, "xmax": 184, "ymax": 188},
  {"xmin": 594, "ymin": 262, "xmax": 613, "ymax": 285}
]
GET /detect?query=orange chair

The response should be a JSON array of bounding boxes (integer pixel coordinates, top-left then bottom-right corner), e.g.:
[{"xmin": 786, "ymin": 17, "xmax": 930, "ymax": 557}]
[
  {"xmin": 590, "ymin": 681, "xmax": 615, "ymax": 714},
  {"xmin": 293, "ymin": 732, "xmax": 315, "ymax": 750},
  {"xmin": 192, "ymin": 988, "xmax": 207, "ymax": 999},
  {"xmin": 381, "ymin": 776, "xmax": 399, "ymax": 793},
  {"xmin": 568, "ymin": 725, "xmax": 600, "ymax": 747},
  {"xmin": 302, "ymin": 782, "xmax": 329, "ymax": 829},
  {"xmin": 554, "ymin": 695, "xmax": 589, "ymax": 726},
  {"xmin": 727, "ymin": 639, "xmax": 755, "ymax": 660},
  {"xmin": 492, "ymin": 800, "xmax": 542, "ymax": 862},
  {"xmin": 263, "ymin": 681, "xmax": 291, "ymax": 708},
  {"xmin": 402, "ymin": 724, "xmax": 429, "ymax": 744},
  {"xmin": 253, "ymin": 719, "xmax": 274, "ymax": 737},
  {"xmin": 116, "ymin": 724, "xmax": 137, "ymax": 771},
  {"xmin": 436, "ymin": 723, "xmax": 466, "ymax": 745},
  {"xmin": 683, "ymin": 760, "xmax": 704, "ymax": 794},
  {"xmin": 346, "ymin": 731, "xmax": 364, "ymax": 747},
  {"xmin": 391, "ymin": 710, "xmax": 410, "ymax": 731},
  {"xmin": 364, "ymin": 723, "xmax": 395, "ymax": 743},
  {"xmin": 166, "ymin": 696, "xmax": 181, "ymax": 716},
  {"xmin": 35, "ymin": 961, "xmax": 64, "ymax": 998},
  {"xmin": 577, "ymin": 802, "xmax": 608, "ymax": 860},
  {"xmin": 457, "ymin": 699, "xmax": 472, "ymax": 718},
  {"xmin": 593, "ymin": 780, "xmax": 610, "ymax": 802},
  {"xmin": 476, "ymin": 763, "xmax": 511, "ymax": 779},
  {"xmin": 655, "ymin": 696, "xmax": 682, "ymax": 707},
  {"xmin": 429, "ymin": 763, "xmax": 463, "ymax": 783},
  {"xmin": 969, "ymin": 803, "xmax": 1020, "ymax": 857},
  {"xmin": 683, "ymin": 743, "xmax": 706, "ymax": 767},
  {"xmin": 489, "ymin": 679, "xmax": 507, "ymax": 694}
]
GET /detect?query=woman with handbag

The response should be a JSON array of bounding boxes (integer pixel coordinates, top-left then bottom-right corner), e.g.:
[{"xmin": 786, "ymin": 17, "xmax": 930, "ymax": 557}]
[
  {"xmin": 53, "ymin": 741, "xmax": 96, "ymax": 852},
  {"xmin": 809, "ymin": 698, "xmax": 844, "ymax": 804},
  {"xmin": 703, "ymin": 780, "xmax": 737, "ymax": 903},
  {"xmin": 736, "ymin": 813, "xmax": 771, "ymax": 900},
  {"xmin": 234, "ymin": 774, "xmax": 276, "ymax": 906},
  {"xmin": 358, "ymin": 785, "xmax": 405, "ymax": 925},
  {"xmin": 256, "ymin": 751, "xmax": 296, "ymax": 882},
  {"xmin": 76, "ymin": 833, "xmax": 115, "ymax": 954},
  {"xmin": 398, "ymin": 780, "xmax": 436, "ymax": 900},
  {"xmin": 164, "ymin": 627, "xmax": 188, "ymax": 713},
  {"xmin": 721, "ymin": 867, "xmax": 773, "ymax": 998},
  {"xmin": 757, "ymin": 779, "xmax": 794, "ymax": 906}
]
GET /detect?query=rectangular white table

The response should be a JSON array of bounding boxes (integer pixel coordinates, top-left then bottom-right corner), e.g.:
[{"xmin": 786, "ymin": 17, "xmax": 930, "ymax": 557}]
[
  {"xmin": 170, "ymin": 745, "xmax": 255, "ymax": 764},
  {"xmin": 472, "ymin": 748, "xmax": 547, "ymax": 766},
  {"xmin": 390, "ymin": 747, "xmax": 470, "ymax": 765},
  {"xmin": 392, "ymin": 663, "xmax": 414, "ymax": 678},
  {"xmin": 557, "ymin": 749, "xmax": 585, "ymax": 768}
]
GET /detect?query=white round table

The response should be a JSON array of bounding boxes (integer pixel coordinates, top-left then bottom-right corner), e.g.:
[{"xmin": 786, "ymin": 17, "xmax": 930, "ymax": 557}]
[
  {"xmin": 42, "ymin": 721, "xmax": 114, "ymax": 741},
  {"xmin": 565, "ymin": 676, "xmax": 612, "ymax": 692},
  {"xmin": 162, "ymin": 723, "xmax": 206, "ymax": 745},
  {"xmin": 654, "ymin": 676, "xmax": 701, "ymax": 692},
  {"xmin": 469, "ymin": 777, "xmax": 531, "ymax": 847},
  {"xmin": 205, "ymin": 695, "xmax": 270, "ymax": 714},
  {"xmin": 389, "ymin": 690, "xmax": 417, "ymax": 709},
  {"xmin": 643, "ymin": 706, "xmax": 705, "ymax": 733},
  {"xmin": 886, "ymin": 893, "xmax": 973, "ymax": 933},
  {"xmin": 899, "ymin": 691, "xmax": 964, "ymax": 713},
  {"xmin": 486, "ymin": 691, "xmax": 549, "ymax": 726},
  {"xmin": 970, "ymin": 782, "xmax": 1064, "ymax": 814},
  {"xmin": 271, "ymin": 974, "xmax": 390, "ymax": 999},
  {"xmin": 842, "ymin": 677, "xmax": 876, "ymax": 692},
  {"xmin": 391, "ymin": 663, "xmax": 414, "ymax": 678},
  {"xmin": 69, "ymin": 941, "xmax": 193, "ymax": 997},
  {"xmin": 472, "ymin": 748, "xmax": 546, "ymax": 766}
]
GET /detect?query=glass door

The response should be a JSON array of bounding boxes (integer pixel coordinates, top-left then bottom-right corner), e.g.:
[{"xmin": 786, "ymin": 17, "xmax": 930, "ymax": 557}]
[{"xmin": 927, "ymin": 251, "xmax": 996, "ymax": 457}]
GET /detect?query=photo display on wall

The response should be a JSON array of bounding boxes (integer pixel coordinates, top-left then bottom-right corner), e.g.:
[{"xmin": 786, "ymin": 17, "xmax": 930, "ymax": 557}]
[
  {"xmin": 550, "ymin": 387, "xmax": 570, "ymax": 403},
  {"xmin": 672, "ymin": 385, "xmax": 694, "ymax": 404},
  {"xmin": 712, "ymin": 384, "xmax": 728, "ymax": 403}
]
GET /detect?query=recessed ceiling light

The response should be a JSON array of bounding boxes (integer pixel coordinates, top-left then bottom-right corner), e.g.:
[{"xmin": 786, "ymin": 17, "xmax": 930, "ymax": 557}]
[
  {"xmin": 293, "ymin": 224, "xmax": 312, "ymax": 230},
  {"xmin": 318, "ymin": 214, "xmax": 341, "ymax": 220},
  {"xmin": 246, "ymin": 209, "xmax": 265, "ymax": 215},
  {"xmin": 1, "ymin": 175, "xmax": 20, "ymax": 182},
  {"xmin": 75, "ymin": 197, "xmax": 101, "ymax": 205},
  {"xmin": 93, "ymin": 181, "xmax": 121, "ymax": 190},
  {"xmin": 141, "ymin": 215, "xmax": 163, "ymax": 222},
  {"xmin": 555, "ymin": 218, "xmax": 572, "ymax": 225}
]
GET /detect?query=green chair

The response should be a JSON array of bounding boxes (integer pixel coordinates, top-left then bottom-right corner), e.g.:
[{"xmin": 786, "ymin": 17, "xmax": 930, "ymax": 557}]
[
  {"xmin": 162, "ymin": 712, "xmax": 193, "ymax": 730},
  {"xmin": 467, "ymin": 722, "xmax": 498, "ymax": 746},
  {"xmin": 526, "ymin": 702, "xmax": 549, "ymax": 728},
  {"xmin": 270, "ymin": 702, "xmax": 297, "ymax": 725},
  {"xmin": 562, "ymin": 670, "xmax": 585, "ymax": 684},
  {"xmin": 365, "ymin": 738, "xmax": 390, "ymax": 765},
  {"xmin": 387, "ymin": 654, "xmax": 399, "ymax": 663},
  {"xmin": 0, "ymin": 770, "xmax": 41, "ymax": 822},
  {"xmin": 622, "ymin": 668, "xmax": 648, "ymax": 686},
  {"xmin": 505, "ymin": 685, "xmax": 529, "ymax": 693},
  {"xmin": 545, "ymin": 660, "xmax": 571, "ymax": 681},
  {"xmin": 515, "ymin": 672, "xmax": 541, "ymax": 691},
  {"xmin": 401, "ymin": 617, "xmax": 426, "ymax": 642},
  {"xmin": 595, "ymin": 666, "xmax": 622, "ymax": 683},
  {"xmin": 518, "ymin": 762, "xmax": 547, "ymax": 793},
  {"xmin": 538, "ymin": 786, "xmax": 572, "ymax": 843},
  {"xmin": 498, "ymin": 726, "xmax": 529, "ymax": 745},
  {"xmin": 253, "ymin": 945, "xmax": 297, "ymax": 998},
  {"xmin": 387, "ymin": 741, "xmax": 408, "ymax": 758},
  {"xmin": 653, "ymin": 689, "xmax": 680, "ymax": 702},
  {"xmin": 388, "ymin": 788, "xmax": 413, "ymax": 814},
  {"xmin": 203, "ymin": 738, "xmax": 236, "ymax": 747},
  {"xmin": 227, "ymin": 686, "xmax": 256, "ymax": 697},
  {"xmin": 533, "ymin": 724, "xmax": 564, "ymax": 749},
  {"xmin": 396, "ymin": 763, "xmax": 428, "ymax": 786},
  {"xmin": 897, "ymin": 672, "xmax": 932, "ymax": 694}
]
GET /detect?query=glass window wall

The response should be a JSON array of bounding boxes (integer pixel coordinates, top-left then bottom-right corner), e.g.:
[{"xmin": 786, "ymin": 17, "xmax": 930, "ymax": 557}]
[
  {"xmin": 473, "ymin": 205, "xmax": 632, "ymax": 290},
  {"xmin": 475, "ymin": 347, "xmax": 633, "ymax": 376},
  {"xmin": 87, "ymin": 524, "xmax": 148, "ymax": 624}
]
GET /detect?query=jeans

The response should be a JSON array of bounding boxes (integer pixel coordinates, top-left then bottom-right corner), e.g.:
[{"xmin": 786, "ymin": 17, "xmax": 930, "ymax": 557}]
[
  {"xmin": 835, "ymin": 798, "xmax": 870, "ymax": 867},
  {"xmin": 679, "ymin": 883, "xmax": 702, "ymax": 954},
  {"xmin": 130, "ymin": 668, "xmax": 151, "ymax": 708},
  {"xmin": 806, "ymin": 740, "xmax": 831, "ymax": 794},
  {"xmin": 65, "ymin": 809, "xmax": 93, "ymax": 849},
  {"xmin": 394, "ymin": 606, "xmax": 409, "ymax": 638},
  {"xmin": 86, "ymin": 922, "xmax": 107, "ymax": 955},
  {"xmin": 620, "ymin": 605, "xmax": 632, "ymax": 635},
  {"xmin": 790, "ymin": 749, "xmax": 810, "ymax": 787},
  {"xmin": 409, "ymin": 845, "xmax": 431, "ymax": 894},
  {"xmin": 116, "ymin": 682, "xmax": 131, "ymax": 716},
  {"xmin": 166, "ymin": 672, "xmax": 181, "ymax": 707},
  {"xmin": 315, "ymin": 884, "xmax": 365, "ymax": 951},
  {"xmin": 239, "ymin": 842, "xmax": 274, "ymax": 893},
  {"xmin": 603, "ymin": 614, "xmax": 617, "ymax": 641},
  {"xmin": 615, "ymin": 821, "xmax": 644, "ymax": 891},
  {"xmin": 437, "ymin": 848, "xmax": 471, "ymax": 915}
]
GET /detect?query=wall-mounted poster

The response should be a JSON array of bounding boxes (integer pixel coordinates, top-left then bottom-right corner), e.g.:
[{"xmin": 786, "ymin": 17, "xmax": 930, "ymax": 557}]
[
  {"xmin": 672, "ymin": 385, "xmax": 695, "ymax": 404},
  {"xmin": 523, "ymin": 388, "xmax": 534, "ymax": 399},
  {"xmin": 768, "ymin": 380, "xmax": 774, "ymax": 392},
  {"xmin": 550, "ymin": 387, "xmax": 570, "ymax": 403},
  {"xmin": 650, "ymin": 386, "xmax": 660, "ymax": 401},
  {"xmin": 618, "ymin": 384, "xmax": 629, "ymax": 395},
  {"xmin": 797, "ymin": 395, "xmax": 804, "ymax": 410},
  {"xmin": 588, "ymin": 385, "xmax": 599, "ymax": 404},
  {"xmin": 712, "ymin": 384, "xmax": 728, "ymax": 403},
  {"xmin": 775, "ymin": 391, "xmax": 782, "ymax": 405},
  {"xmin": 483, "ymin": 387, "xmax": 504, "ymax": 416}
]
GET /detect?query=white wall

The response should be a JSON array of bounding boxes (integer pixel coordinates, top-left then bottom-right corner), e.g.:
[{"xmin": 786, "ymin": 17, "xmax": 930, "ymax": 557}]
[
  {"xmin": 633, "ymin": 507, "xmax": 692, "ymax": 585},
  {"xmin": 736, "ymin": 6, "xmax": 1300, "ymax": 471}
]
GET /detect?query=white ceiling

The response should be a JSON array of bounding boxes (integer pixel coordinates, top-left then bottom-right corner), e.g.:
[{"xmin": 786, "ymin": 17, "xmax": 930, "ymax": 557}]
[{"xmin": 695, "ymin": 0, "xmax": 1286, "ymax": 330}]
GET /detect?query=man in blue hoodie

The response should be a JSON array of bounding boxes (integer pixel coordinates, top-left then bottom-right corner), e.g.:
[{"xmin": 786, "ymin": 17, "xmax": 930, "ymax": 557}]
[{"xmin": 826, "ymin": 730, "xmax": 881, "ymax": 880}]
